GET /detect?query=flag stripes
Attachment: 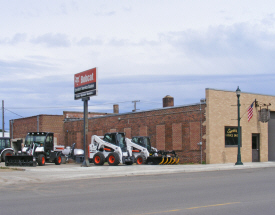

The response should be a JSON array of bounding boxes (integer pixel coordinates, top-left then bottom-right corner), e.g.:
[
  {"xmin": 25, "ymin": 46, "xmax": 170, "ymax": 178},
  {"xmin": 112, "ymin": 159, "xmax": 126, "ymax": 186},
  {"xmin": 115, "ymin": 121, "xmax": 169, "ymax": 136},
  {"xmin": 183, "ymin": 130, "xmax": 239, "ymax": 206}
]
[{"xmin": 248, "ymin": 102, "xmax": 254, "ymax": 122}]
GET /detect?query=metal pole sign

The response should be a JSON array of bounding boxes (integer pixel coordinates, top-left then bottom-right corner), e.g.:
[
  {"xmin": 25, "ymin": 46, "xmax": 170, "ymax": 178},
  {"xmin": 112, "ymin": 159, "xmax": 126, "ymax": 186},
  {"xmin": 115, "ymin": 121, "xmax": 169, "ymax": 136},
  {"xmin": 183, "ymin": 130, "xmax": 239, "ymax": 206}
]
[
  {"xmin": 74, "ymin": 67, "xmax": 97, "ymax": 100},
  {"xmin": 74, "ymin": 67, "xmax": 98, "ymax": 167}
]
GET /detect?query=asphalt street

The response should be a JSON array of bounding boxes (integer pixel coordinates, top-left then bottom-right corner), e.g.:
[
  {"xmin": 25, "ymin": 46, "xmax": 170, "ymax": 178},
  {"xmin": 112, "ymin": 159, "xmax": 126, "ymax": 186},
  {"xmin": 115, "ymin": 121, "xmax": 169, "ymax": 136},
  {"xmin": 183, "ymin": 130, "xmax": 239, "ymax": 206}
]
[
  {"xmin": 1, "ymin": 166, "xmax": 275, "ymax": 215},
  {"xmin": 1, "ymin": 161, "xmax": 275, "ymax": 186}
]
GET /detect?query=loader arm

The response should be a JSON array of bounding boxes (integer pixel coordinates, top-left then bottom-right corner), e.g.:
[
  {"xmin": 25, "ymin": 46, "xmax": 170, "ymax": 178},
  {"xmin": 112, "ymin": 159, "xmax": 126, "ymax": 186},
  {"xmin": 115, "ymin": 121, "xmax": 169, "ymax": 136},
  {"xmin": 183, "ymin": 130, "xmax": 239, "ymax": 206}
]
[{"xmin": 125, "ymin": 138, "xmax": 150, "ymax": 158}]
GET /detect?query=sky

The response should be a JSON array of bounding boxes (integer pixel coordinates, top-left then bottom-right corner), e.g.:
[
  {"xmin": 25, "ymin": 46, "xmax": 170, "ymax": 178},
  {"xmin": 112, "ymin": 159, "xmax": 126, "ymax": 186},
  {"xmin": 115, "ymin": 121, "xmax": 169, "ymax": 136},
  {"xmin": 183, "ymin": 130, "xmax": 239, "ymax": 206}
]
[{"xmin": 1, "ymin": 0, "xmax": 275, "ymax": 131}]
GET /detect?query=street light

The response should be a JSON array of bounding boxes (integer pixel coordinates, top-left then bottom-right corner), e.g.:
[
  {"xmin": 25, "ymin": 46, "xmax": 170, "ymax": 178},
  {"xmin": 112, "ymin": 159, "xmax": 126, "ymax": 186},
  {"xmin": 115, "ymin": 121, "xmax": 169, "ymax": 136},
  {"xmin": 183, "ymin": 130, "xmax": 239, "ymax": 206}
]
[{"xmin": 235, "ymin": 86, "xmax": 243, "ymax": 165}]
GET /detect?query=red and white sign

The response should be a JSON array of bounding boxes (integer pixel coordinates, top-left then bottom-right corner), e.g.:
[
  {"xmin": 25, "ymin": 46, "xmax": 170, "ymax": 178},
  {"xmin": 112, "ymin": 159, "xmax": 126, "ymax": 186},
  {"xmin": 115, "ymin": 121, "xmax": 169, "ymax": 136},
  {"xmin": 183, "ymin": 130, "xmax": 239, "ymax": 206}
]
[{"xmin": 74, "ymin": 67, "xmax": 97, "ymax": 100}]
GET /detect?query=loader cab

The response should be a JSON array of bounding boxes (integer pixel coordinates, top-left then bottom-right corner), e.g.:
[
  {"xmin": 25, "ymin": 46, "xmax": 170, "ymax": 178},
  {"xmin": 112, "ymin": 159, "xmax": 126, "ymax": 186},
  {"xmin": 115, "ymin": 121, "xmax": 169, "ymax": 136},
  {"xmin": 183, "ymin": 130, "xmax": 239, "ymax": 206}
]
[
  {"xmin": 103, "ymin": 132, "xmax": 127, "ymax": 152},
  {"xmin": 0, "ymin": 137, "xmax": 11, "ymax": 153},
  {"xmin": 132, "ymin": 136, "xmax": 152, "ymax": 152},
  {"xmin": 25, "ymin": 132, "xmax": 54, "ymax": 151}
]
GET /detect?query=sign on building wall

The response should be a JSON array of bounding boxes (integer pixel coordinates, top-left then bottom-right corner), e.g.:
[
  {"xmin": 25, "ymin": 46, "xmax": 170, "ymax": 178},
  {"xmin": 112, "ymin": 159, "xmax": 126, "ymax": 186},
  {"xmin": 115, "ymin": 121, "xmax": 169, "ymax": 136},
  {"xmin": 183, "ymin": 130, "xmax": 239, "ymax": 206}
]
[
  {"xmin": 225, "ymin": 126, "xmax": 242, "ymax": 146},
  {"xmin": 74, "ymin": 67, "xmax": 98, "ymax": 100}
]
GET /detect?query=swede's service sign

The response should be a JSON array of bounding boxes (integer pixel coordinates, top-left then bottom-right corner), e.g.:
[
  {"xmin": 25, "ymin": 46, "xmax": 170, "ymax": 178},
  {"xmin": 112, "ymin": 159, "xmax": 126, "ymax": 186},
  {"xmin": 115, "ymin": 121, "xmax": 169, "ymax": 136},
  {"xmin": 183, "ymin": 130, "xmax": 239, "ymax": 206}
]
[{"xmin": 74, "ymin": 67, "xmax": 97, "ymax": 100}]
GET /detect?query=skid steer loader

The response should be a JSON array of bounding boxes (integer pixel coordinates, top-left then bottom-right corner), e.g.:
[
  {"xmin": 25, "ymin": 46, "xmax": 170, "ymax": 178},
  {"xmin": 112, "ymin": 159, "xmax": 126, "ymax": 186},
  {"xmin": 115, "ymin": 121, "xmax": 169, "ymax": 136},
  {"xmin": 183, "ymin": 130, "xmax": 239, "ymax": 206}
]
[
  {"xmin": 5, "ymin": 132, "xmax": 62, "ymax": 167},
  {"xmin": 89, "ymin": 132, "xmax": 135, "ymax": 166},
  {"xmin": 126, "ymin": 136, "xmax": 179, "ymax": 165}
]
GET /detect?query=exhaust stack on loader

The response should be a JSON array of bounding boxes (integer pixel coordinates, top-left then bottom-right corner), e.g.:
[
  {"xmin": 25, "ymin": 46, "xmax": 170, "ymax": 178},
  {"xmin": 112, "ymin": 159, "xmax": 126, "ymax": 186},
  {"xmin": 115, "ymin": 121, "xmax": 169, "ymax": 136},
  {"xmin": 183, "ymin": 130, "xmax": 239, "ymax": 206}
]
[{"xmin": 126, "ymin": 136, "xmax": 179, "ymax": 165}]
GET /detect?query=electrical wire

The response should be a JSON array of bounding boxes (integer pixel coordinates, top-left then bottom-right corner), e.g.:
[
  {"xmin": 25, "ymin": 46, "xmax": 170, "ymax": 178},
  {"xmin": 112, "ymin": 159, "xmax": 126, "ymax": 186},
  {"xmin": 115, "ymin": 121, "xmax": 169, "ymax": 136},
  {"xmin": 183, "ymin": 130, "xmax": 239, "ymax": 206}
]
[
  {"xmin": 5, "ymin": 100, "xmax": 141, "ymax": 110},
  {"xmin": 4, "ymin": 108, "xmax": 24, "ymax": 118}
]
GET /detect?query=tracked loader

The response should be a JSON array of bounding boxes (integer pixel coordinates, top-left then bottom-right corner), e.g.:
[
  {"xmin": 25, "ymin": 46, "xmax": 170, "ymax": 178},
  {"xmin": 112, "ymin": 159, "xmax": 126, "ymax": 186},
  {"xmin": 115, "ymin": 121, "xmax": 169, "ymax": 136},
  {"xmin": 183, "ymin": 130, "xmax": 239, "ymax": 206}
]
[
  {"xmin": 5, "ymin": 132, "xmax": 62, "ymax": 167},
  {"xmin": 126, "ymin": 136, "xmax": 179, "ymax": 165},
  {"xmin": 89, "ymin": 132, "xmax": 135, "ymax": 166}
]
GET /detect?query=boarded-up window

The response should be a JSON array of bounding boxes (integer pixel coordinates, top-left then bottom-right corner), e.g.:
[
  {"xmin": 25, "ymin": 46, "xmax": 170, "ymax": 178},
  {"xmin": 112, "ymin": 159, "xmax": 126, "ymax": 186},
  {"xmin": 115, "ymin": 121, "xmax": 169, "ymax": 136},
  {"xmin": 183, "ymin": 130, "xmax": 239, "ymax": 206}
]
[
  {"xmin": 190, "ymin": 122, "xmax": 200, "ymax": 150},
  {"xmin": 156, "ymin": 125, "xmax": 165, "ymax": 150},
  {"xmin": 77, "ymin": 132, "xmax": 82, "ymax": 148},
  {"xmin": 124, "ymin": 128, "xmax": 131, "ymax": 138},
  {"xmin": 172, "ymin": 123, "xmax": 182, "ymax": 150},
  {"xmin": 139, "ymin": 126, "xmax": 147, "ymax": 136},
  {"xmin": 96, "ymin": 130, "xmax": 103, "ymax": 136}
]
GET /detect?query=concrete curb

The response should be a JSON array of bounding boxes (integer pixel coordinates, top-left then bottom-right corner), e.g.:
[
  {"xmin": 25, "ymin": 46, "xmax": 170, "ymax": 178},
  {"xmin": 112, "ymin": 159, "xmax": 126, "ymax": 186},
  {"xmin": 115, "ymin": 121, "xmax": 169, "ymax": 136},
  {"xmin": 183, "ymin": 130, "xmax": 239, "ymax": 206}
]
[{"xmin": 1, "ymin": 162, "xmax": 275, "ymax": 186}]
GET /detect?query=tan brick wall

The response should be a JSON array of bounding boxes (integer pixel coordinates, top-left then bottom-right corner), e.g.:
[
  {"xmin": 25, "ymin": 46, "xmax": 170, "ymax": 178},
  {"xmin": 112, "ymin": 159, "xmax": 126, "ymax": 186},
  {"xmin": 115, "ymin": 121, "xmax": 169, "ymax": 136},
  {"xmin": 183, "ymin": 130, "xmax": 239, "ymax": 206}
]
[{"xmin": 205, "ymin": 89, "xmax": 275, "ymax": 164}]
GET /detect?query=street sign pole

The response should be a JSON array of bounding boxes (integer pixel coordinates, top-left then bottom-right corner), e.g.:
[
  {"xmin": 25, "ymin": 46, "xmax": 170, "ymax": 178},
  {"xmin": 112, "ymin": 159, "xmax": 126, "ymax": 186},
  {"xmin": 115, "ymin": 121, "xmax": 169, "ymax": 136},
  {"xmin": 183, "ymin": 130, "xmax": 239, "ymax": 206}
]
[
  {"xmin": 82, "ymin": 97, "xmax": 90, "ymax": 167},
  {"xmin": 74, "ymin": 67, "xmax": 97, "ymax": 167}
]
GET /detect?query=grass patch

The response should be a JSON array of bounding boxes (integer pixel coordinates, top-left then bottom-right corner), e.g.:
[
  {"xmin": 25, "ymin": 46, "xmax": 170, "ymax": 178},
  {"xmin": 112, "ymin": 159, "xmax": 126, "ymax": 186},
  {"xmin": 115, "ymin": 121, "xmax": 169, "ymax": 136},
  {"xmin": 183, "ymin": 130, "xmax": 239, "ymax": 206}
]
[{"xmin": 0, "ymin": 166, "xmax": 25, "ymax": 171}]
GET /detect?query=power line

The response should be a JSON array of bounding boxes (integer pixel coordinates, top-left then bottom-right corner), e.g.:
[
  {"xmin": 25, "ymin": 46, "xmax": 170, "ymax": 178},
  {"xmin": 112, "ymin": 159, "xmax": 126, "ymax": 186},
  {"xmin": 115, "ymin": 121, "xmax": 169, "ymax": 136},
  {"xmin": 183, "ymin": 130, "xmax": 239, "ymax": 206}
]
[
  {"xmin": 4, "ymin": 100, "xmax": 139, "ymax": 110},
  {"xmin": 4, "ymin": 108, "xmax": 24, "ymax": 118}
]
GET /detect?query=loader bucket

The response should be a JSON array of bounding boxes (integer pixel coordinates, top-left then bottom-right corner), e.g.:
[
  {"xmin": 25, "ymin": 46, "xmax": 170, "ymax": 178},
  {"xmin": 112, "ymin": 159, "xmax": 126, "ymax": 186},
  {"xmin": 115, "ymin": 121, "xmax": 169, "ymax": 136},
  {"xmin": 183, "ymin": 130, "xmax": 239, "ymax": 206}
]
[
  {"xmin": 146, "ymin": 156, "xmax": 163, "ymax": 165},
  {"xmin": 5, "ymin": 155, "xmax": 37, "ymax": 167}
]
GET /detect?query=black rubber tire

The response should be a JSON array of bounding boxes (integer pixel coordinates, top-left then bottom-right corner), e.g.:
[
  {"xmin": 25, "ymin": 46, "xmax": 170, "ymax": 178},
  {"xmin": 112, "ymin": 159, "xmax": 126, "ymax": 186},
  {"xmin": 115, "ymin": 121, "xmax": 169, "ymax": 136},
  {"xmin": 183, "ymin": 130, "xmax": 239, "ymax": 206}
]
[
  {"xmin": 107, "ymin": 152, "xmax": 120, "ymax": 166},
  {"xmin": 1, "ymin": 150, "xmax": 14, "ymax": 162},
  {"xmin": 37, "ymin": 154, "xmax": 46, "ymax": 166},
  {"xmin": 54, "ymin": 154, "xmax": 62, "ymax": 165},
  {"xmin": 93, "ymin": 152, "xmax": 105, "ymax": 166},
  {"xmin": 136, "ymin": 154, "xmax": 147, "ymax": 165}
]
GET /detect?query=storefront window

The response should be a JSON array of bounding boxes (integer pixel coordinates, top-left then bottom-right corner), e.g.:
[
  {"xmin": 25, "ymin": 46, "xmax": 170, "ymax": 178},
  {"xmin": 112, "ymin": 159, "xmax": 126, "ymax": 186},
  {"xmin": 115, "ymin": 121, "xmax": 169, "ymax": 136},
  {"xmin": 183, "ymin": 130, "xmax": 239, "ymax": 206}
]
[{"xmin": 225, "ymin": 126, "xmax": 242, "ymax": 147}]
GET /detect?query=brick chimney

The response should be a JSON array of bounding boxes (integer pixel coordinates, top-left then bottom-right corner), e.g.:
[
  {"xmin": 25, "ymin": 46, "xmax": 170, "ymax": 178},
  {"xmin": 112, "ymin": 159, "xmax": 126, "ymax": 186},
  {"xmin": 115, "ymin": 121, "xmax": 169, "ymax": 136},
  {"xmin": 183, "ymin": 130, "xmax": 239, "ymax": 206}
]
[
  {"xmin": 163, "ymin": 95, "xmax": 174, "ymax": 108},
  {"xmin": 113, "ymin": 104, "xmax": 119, "ymax": 114}
]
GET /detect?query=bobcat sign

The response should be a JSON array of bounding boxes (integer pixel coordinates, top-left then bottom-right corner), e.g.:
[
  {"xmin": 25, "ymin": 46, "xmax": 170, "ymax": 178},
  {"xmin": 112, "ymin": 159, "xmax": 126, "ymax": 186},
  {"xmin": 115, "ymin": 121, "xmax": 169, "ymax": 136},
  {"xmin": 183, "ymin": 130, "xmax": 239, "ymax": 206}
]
[{"xmin": 74, "ymin": 68, "xmax": 98, "ymax": 100}]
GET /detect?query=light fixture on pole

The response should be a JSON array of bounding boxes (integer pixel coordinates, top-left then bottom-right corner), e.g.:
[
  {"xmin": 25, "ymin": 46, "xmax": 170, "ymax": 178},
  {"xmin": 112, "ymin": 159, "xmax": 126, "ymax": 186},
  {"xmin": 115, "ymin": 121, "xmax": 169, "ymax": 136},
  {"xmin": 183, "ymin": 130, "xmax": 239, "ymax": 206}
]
[{"xmin": 235, "ymin": 86, "xmax": 243, "ymax": 165}]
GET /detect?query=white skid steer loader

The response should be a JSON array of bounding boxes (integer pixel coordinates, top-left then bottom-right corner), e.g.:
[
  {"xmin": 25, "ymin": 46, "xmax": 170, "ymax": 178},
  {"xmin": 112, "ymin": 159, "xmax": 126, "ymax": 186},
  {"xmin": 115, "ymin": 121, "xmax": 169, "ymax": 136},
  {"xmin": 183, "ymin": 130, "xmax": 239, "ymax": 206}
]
[{"xmin": 89, "ymin": 132, "xmax": 135, "ymax": 166}]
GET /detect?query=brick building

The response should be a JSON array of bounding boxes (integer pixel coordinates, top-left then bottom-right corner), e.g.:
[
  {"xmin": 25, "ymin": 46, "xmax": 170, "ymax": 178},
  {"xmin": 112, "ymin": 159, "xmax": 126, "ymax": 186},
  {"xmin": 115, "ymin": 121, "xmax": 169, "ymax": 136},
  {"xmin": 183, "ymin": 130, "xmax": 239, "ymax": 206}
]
[
  {"xmin": 9, "ymin": 89, "xmax": 275, "ymax": 164},
  {"xmin": 64, "ymin": 101, "xmax": 206, "ymax": 164},
  {"xmin": 10, "ymin": 115, "xmax": 64, "ymax": 144},
  {"xmin": 9, "ymin": 96, "xmax": 206, "ymax": 164}
]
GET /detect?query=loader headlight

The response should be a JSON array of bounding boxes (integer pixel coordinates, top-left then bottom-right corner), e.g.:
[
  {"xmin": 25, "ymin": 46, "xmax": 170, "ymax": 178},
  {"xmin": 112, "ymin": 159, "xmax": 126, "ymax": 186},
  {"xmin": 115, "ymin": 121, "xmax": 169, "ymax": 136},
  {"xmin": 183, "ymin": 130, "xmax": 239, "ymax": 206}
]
[{"xmin": 33, "ymin": 158, "xmax": 36, "ymax": 162}]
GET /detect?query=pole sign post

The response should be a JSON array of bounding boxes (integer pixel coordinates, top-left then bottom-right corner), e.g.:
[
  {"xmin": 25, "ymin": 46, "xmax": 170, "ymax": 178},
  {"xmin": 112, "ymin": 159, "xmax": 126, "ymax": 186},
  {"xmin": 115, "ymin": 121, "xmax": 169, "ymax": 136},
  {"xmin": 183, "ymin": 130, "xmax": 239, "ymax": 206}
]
[
  {"xmin": 74, "ymin": 67, "xmax": 97, "ymax": 100},
  {"xmin": 74, "ymin": 67, "xmax": 98, "ymax": 167}
]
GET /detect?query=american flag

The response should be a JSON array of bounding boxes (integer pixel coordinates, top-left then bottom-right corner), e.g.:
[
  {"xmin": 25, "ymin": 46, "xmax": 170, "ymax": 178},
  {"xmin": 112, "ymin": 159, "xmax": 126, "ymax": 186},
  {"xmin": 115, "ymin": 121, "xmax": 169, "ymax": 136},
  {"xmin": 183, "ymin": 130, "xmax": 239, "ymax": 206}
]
[{"xmin": 248, "ymin": 102, "xmax": 254, "ymax": 122}]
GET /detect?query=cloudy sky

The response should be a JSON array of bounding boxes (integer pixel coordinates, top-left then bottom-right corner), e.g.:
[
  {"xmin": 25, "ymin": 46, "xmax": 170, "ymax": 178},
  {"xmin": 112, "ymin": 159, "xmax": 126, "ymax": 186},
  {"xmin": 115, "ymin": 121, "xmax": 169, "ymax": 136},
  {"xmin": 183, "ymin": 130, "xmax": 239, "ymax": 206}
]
[{"xmin": 1, "ymin": 0, "xmax": 275, "ymax": 131}]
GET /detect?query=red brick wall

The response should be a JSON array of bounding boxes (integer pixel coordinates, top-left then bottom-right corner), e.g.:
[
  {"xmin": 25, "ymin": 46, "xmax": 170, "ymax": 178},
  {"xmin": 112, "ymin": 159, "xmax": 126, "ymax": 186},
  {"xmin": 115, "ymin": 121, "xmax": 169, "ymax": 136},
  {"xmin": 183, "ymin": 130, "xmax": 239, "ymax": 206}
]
[
  {"xmin": 10, "ymin": 116, "xmax": 38, "ymax": 139},
  {"xmin": 10, "ymin": 115, "xmax": 64, "ymax": 145},
  {"xmin": 10, "ymin": 105, "xmax": 206, "ymax": 163},
  {"xmin": 172, "ymin": 123, "xmax": 182, "ymax": 150},
  {"xmin": 156, "ymin": 125, "xmax": 165, "ymax": 150},
  {"xmin": 63, "ymin": 104, "xmax": 206, "ymax": 163}
]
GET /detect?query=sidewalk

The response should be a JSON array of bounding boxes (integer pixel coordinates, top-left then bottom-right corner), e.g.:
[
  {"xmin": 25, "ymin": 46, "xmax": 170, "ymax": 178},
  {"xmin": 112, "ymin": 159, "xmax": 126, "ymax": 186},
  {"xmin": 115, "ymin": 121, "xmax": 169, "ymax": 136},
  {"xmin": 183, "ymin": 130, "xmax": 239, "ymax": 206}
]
[{"xmin": 1, "ymin": 161, "xmax": 275, "ymax": 186}]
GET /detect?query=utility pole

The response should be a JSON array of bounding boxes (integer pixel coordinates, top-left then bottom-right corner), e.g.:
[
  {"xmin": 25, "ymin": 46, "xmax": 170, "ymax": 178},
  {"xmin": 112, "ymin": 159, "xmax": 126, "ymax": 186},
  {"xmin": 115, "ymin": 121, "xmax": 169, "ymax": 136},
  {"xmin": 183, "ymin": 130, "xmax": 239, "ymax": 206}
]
[
  {"xmin": 2, "ymin": 100, "xmax": 4, "ymax": 137},
  {"xmin": 132, "ymin": 100, "xmax": 140, "ymax": 112}
]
